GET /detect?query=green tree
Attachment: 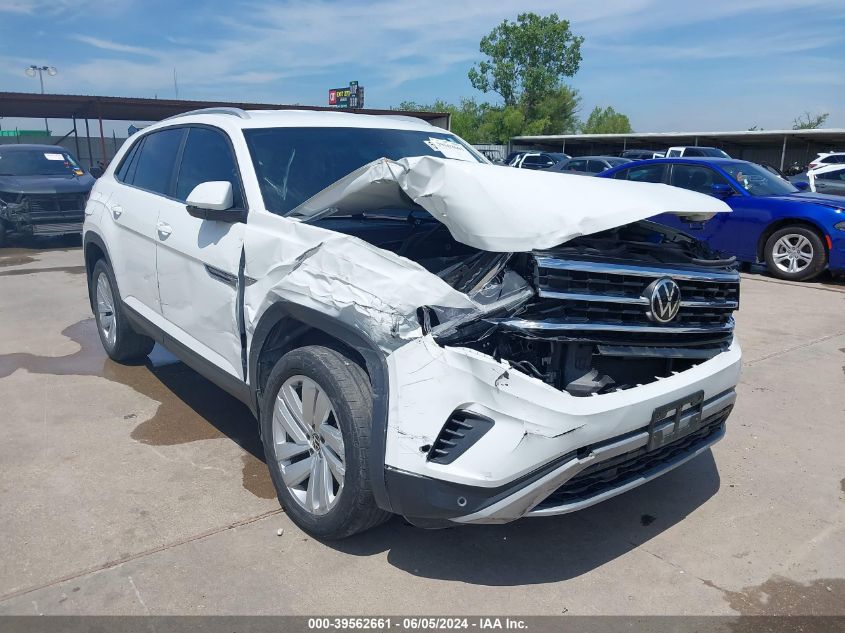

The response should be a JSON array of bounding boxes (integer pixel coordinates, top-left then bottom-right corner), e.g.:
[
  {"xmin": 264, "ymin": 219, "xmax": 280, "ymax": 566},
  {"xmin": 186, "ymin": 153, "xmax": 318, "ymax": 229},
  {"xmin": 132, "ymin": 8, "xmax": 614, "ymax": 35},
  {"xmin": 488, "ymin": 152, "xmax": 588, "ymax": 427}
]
[
  {"xmin": 580, "ymin": 106, "xmax": 633, "ymax": 134},
  {"xmin": 526, "ymin": 85, "xmax": 581, "ymax": 135},
  {"xmin": 792, "ymin": 111, "xmax": 829, "ymax": 129},
  {"xmin": 476, "ymin": 106, "xmax": 527, "ymax": 144},
  {"xmin": 397, "ymin": 98, "xmax": 486, "ymax": 143},
  {"xmin": 468, "ymin": 13, "xmax": 584, "ymax": 110}
]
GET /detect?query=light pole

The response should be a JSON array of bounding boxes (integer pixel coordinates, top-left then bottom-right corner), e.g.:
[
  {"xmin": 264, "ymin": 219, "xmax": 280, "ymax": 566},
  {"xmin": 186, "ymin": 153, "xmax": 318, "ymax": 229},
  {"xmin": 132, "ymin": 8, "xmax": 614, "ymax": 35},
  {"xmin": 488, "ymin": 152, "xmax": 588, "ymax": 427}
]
[{"xmin": 25, "ymin": 65, "xmax": 57, "ymax": 134}]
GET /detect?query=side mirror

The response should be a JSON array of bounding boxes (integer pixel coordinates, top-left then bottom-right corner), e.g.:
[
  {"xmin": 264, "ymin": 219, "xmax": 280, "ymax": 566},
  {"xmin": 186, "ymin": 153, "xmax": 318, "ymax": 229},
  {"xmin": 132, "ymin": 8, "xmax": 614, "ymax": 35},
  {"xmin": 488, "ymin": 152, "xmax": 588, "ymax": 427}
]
[
  {"xmin": 794, "ymin": 181, "xmax": 810, "ymax": 191},
  {"xmin": 710, "ymin": 183, "xmax": 734, "ymax": 199},
  {"xmin": 185, "ymin": 181, "xmax": 244, "ymax": 222}
]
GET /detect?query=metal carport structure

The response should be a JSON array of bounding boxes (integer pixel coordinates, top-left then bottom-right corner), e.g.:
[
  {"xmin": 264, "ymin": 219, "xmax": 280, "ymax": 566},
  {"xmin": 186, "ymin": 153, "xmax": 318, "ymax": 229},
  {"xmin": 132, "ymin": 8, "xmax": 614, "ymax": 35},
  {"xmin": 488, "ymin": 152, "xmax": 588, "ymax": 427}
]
[
  {"xmin": 0, "ymin": 91, "xmax": 451, "ymax": 168},
  {"xmin": 511, "ymin": 129, "xmax": 845, "ymax": 170}
]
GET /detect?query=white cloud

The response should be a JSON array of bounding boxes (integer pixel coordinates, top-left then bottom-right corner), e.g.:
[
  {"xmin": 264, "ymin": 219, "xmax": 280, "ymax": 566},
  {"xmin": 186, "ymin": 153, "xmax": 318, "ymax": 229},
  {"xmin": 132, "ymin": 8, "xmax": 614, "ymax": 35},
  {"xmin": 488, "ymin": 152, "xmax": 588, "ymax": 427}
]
[
  {"xmin": 2, "ymin": 0, "xmax": 842, "ymax": 129},
  {"xmin": 71, "ymin": 35, "xmax": 158, "ymax": 58}
]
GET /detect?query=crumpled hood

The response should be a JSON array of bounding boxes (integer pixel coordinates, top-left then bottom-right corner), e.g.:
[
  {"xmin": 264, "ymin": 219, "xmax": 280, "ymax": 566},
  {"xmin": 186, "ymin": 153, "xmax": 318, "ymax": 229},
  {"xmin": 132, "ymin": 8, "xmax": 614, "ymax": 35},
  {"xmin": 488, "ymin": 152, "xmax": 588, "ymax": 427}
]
[
  {"xmin": 289, "ymin": 156, "xmax": 731, "ymax": 252},
  {"xmin": 0, "ymin": 173, "xmax": 95, "ymax": 196}
]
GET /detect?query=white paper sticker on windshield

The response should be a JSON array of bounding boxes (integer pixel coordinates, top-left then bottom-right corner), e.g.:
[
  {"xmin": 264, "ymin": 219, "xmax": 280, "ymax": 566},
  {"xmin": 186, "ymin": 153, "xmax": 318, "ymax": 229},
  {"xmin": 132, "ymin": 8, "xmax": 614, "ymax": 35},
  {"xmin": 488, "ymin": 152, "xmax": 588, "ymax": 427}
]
[
  {"xmin": 423, "ymin": 138, "xmax": 475, "ymax": 162},
  {"xmin": 44, "ymin": 153, "xmax": 65, "ymax": 161}
]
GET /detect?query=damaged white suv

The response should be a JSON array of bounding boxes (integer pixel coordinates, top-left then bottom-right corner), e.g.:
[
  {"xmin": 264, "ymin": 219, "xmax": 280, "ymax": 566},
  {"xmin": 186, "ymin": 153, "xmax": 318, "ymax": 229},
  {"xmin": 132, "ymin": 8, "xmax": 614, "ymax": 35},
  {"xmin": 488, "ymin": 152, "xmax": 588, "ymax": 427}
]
[{"xmin": 83, "ymin": 108, "xmax": 741, "ymax": 539}]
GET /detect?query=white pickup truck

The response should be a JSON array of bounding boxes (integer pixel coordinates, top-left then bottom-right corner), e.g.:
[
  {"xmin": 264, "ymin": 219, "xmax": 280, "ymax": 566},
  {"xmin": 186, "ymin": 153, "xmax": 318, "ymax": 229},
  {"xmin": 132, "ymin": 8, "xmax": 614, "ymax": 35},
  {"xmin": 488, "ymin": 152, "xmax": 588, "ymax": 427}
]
[{"xmin": 83, "ymin": 108, "xmax": 740, "ymax": 539}]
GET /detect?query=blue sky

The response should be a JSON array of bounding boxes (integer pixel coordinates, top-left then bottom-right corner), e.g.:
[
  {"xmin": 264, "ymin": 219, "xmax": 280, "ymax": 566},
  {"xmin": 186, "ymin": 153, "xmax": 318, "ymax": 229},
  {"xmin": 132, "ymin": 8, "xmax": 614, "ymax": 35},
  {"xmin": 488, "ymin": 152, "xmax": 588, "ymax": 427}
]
[{"xmin": 1, "ymin": 0, "xmax": 843, "ymax": 134}]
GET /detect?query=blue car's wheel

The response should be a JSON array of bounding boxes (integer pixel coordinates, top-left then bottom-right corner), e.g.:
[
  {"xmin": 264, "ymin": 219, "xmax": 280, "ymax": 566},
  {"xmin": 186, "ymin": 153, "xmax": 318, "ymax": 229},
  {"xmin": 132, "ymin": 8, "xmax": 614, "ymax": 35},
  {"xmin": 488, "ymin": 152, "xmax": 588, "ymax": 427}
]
[{"xmin": 764, "ymin": 226, "xmax": 826, "ymax": 282}]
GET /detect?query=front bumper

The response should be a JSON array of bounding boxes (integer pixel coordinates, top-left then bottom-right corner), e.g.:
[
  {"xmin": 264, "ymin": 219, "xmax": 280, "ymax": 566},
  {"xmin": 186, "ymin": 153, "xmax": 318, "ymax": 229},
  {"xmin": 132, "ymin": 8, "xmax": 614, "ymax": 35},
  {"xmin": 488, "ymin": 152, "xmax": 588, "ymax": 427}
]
[
  {"xmin": 0, "ymin": 201, "xmax": 84, "ymax": 236},
  {"xmin": 383, "ymin": 336, "xmax": 741, "ymax": 523},
  {"xmin": 828, "ymin": 232, "xmax": 845, "ymax": 273}
]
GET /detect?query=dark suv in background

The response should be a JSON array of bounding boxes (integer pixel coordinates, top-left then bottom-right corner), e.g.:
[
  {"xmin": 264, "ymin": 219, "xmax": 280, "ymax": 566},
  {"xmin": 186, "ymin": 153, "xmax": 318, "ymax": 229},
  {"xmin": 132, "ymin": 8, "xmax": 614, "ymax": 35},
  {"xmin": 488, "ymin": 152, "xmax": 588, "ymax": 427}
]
[{"xmin": 0, "ymin": 144, "xmax": 94, "ymax": 245}]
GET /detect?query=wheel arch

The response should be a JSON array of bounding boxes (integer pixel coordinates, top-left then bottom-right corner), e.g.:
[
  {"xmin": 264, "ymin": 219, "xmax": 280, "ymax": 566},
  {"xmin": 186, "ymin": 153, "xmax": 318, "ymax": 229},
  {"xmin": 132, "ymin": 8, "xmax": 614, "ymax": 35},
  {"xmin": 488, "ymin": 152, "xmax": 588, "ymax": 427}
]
[
  {"xmin": 83, "ymin": 231, "xmax": 113, "ymax": 310},
  {"xmin": 756, "ymin": 217, "xmax": 829, "ymax": 263},
  {"xmin": 248, "ymin": 301, "xmax": 393, "ymax": 512}
]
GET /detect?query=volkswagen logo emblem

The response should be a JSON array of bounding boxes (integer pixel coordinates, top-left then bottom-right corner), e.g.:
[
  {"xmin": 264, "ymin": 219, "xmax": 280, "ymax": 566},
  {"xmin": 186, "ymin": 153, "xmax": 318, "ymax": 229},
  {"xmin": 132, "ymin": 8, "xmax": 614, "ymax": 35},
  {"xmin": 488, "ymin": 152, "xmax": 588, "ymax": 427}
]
[{"xmin": 644, "ymin": 277, "xmax": 681, "ymax": 324}]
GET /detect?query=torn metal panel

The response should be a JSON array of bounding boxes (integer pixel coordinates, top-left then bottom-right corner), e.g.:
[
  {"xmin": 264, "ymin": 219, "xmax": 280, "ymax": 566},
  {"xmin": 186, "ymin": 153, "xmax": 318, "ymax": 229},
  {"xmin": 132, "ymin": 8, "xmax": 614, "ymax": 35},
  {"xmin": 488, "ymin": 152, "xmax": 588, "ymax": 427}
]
[
  {"xmin": 384, "ymin": 335, "xmax": 742, "ymax": 490},
  {"xmin": 289, "ymin": 156, "xmax": 732, "ymax": 252},
  {"xmin": 242, "ymin": 211, "xmax": 480, "ymax": 355}
]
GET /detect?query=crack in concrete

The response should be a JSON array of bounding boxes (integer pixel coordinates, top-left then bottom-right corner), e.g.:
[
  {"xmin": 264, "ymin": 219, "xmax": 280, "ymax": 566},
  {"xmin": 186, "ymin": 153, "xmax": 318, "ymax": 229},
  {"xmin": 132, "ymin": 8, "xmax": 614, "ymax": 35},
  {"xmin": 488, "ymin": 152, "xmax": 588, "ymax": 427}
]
[
  {"xmin": 0, "ymin": 509, "xmax": 283, "ymax": 604},
  {"xmin": 743, "ymin": 330, "xmax": 845, "ymax": 367}
]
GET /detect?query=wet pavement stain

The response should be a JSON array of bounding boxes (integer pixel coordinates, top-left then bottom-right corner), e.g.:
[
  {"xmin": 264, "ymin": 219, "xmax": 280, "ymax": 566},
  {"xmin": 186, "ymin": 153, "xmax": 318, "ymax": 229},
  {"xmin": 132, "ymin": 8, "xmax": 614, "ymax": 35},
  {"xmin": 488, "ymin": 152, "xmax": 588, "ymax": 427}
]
[
  {"xmin": 640, "ymin": 514, "xmax": 656, "ymax": 526},
  {"xmin": 241, "ymin": 453, "xmax": 277, "ymax": 499},
  {"xmin": 703, "ymin": 576, "xmax": 845, "ymax": 615},
  {"xmin": 0, "ymin": 265, "xmax": 86, "ymax": 277},
  {"xmin": 841, "ymin": 478, "xmax": 845, "ymax": 493},
  {"xmin": 0, "ymin": 318, "xmax": 274, "ymax": 499},
  {"xmin": 0, "ymin": 251, "xmax": 37, "ymax": 267}
]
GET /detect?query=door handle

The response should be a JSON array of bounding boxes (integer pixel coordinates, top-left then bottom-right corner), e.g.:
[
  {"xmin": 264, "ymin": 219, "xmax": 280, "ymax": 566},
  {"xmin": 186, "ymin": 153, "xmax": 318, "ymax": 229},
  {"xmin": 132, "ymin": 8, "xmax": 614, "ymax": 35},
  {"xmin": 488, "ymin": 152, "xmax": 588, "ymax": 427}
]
[
  {"xmin": 110, "ymin": 204, "xmax": 123, "ymax": 219},
  {"xmin": 156, "ymin": 221, "xmax": 172, "ymax": 239}
]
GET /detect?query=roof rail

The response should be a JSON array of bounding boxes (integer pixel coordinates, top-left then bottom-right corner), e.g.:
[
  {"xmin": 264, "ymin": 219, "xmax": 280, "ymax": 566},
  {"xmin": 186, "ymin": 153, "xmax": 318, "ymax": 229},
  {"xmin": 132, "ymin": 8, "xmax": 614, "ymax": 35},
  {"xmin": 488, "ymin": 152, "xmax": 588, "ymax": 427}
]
[
  {"xmin": 380, "ymin": 114, "xmax": 433, "ymax": 126},
  {"xmin": 166, "ymin": 107, "xmax": 251, "ymax": 120}
]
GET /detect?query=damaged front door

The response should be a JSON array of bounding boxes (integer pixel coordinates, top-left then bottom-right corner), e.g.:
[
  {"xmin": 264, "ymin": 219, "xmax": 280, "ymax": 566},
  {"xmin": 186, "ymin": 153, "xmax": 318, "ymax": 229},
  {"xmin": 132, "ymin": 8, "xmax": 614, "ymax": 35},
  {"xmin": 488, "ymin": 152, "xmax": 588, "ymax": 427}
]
[{"xmin": 155, "ymin": 126, "xmax": 247, "ymax": 379}]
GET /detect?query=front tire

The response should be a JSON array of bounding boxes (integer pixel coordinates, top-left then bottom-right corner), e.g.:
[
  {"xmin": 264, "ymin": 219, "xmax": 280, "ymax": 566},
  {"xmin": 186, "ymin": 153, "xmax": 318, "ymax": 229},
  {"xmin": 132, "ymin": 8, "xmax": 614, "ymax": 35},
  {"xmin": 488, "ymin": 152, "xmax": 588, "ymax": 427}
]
[
  {"xmin": 260, "ymin": 345, "xmax": 391, "ymax": 539},
  {"xmin": 91, "ymin": 259, "xmax": 155, "ymax": 362},
  {"xmin": 764, "ymin": 226, "xmax": 826, "ymax": 281}
]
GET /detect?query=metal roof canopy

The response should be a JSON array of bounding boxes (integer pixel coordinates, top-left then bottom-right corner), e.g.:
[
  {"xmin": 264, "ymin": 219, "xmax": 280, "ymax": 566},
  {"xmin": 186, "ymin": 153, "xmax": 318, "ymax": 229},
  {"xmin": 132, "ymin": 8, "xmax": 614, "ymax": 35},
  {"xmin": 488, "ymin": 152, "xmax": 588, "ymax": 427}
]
[
  {"xmin": 512, "ymin": 129, "xmax": 845, "ymax": 170},
  {"xmin": 0, "ymin": 91, "xmax": 450, "ymax": 126},
  {"xmin": 513, "ymin": 129, "xmax": 845, "ymax": 146}
]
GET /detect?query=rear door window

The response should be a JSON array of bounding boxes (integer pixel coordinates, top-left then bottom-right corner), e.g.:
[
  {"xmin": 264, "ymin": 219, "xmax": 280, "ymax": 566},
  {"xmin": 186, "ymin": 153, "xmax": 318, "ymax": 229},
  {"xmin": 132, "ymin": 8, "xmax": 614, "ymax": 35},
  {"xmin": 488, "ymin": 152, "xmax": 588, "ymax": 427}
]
[
  {"xmin": 614, "ymin": 163, "xmax": 667, "ymax": 183},
  {"xmin": 586, "ymin": 160, "xmax": 607, "ymax": 173},
  {"xmin": 131, "ymin": 128, "xmax": 185, "ymax": 196},
  {"xmin": 175, "ymin": 127, "xmax": 244, "ymax": 208},
  {"xmin": 565, "ymin": 159, "xmax": 587, "ymax": 171}
]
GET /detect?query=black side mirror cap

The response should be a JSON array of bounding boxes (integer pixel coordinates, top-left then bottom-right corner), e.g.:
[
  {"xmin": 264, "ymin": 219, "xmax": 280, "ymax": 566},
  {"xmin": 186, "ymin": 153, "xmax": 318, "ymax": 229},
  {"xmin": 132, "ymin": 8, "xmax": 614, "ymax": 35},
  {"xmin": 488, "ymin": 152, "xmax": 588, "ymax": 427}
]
[{"xmin": 186, "ymin": 205, "xmax": 247, "ymax": 223}]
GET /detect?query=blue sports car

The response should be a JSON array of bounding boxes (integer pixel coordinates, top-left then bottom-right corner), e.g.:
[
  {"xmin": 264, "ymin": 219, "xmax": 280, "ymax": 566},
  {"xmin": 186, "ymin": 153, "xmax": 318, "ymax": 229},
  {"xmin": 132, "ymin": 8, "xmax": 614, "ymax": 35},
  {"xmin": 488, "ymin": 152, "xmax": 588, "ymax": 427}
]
[{"xmin": 600, "ymin": 158, "xmax": 845, "ymax": 281}]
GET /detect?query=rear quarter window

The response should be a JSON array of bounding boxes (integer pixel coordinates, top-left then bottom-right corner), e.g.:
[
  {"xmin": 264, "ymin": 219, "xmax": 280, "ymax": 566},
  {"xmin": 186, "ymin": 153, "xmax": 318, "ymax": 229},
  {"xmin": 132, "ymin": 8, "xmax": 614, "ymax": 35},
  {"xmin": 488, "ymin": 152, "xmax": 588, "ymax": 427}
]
[{"xmin": 130, "ymin": 128, "xmax": 185, "ymax": 196}]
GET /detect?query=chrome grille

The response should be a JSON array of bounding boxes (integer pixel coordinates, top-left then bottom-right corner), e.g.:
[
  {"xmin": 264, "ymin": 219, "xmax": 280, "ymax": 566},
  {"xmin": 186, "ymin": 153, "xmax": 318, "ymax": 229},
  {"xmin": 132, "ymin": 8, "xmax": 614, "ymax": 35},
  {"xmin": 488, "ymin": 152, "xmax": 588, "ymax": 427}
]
[{"xmin": 492, "ymin": 256, "xmax": 739, "ymax": 348}]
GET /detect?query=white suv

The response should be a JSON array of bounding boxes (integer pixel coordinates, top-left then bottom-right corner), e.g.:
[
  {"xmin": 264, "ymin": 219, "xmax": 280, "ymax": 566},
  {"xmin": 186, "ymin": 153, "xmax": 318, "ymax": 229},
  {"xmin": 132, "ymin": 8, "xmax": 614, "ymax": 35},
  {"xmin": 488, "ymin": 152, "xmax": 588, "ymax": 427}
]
[
  {"xmin": 807, "ymin": 152, "xmax": 845, "ymax": 171},
  {"xmin": 84, "ymin": 108, "xmax": 741, "ymax": 539}
]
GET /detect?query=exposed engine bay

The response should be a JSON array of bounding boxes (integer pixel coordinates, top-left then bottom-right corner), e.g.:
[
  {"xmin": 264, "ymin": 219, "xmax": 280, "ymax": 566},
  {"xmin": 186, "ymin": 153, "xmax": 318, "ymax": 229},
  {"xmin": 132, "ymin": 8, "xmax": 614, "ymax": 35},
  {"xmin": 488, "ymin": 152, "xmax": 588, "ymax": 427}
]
[{"xmin": 317, "ymin": 212, "xmax": 740, "ymax": 397}]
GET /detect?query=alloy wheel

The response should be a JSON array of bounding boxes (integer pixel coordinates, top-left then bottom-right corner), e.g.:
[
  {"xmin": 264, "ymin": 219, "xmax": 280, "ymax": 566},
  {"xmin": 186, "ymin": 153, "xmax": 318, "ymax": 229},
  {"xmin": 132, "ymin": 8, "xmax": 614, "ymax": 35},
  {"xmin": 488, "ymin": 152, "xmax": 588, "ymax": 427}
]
[
  {"xmin": 95, "ymin": 272, "xmax": 117, "ymax": 349},
  {"xmin": 272, "ymin": 375, "xmax": 346, "ymax": 516},
  {"xmin": 772, "ymin": 233, "xmax": 814, "ymax": 274}
]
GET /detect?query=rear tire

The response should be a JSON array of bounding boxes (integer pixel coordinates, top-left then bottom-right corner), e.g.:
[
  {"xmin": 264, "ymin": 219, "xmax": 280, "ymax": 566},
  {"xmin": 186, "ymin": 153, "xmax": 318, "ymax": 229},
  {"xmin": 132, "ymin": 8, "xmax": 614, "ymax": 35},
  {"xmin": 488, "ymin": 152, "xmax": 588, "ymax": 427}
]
[
  {"xmin": 260, "ymin": 345, "xmax": 391, "ymax": 539},
  {"xmin": 90, "ymin": 259, "xmax": 155, "ymax": 362},
  {"xmin": 764, "ymin": 226, "xmax": 826, "ymax": 281}
]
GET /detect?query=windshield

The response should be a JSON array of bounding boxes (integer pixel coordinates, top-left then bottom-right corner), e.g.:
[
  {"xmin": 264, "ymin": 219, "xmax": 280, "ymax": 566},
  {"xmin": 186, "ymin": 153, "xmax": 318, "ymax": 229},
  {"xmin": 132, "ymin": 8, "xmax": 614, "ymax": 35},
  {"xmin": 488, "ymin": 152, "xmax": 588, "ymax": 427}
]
[
  {"xmin": 243, "ymin": 127, "xmax": 483, "ymax": 215},
  {"xmin": 0, "ymin": 148, "xmax": 83, "ymax": 176},
  {"xmin": 721, "ymin": 161, "xmax": 799, "ymax": 196}
]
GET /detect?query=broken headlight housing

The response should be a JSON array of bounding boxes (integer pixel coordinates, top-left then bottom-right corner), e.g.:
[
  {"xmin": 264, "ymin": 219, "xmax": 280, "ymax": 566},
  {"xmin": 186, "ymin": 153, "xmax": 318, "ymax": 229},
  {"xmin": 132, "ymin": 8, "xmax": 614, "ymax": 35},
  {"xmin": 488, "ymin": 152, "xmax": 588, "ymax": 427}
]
[{"xmin": 0, "ymin": 191, "xmax": 20, "ymax": 211}]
